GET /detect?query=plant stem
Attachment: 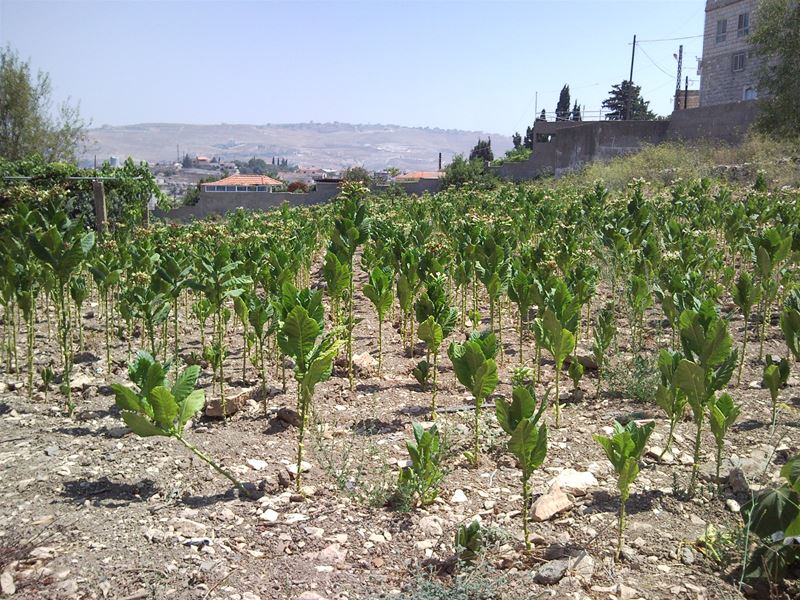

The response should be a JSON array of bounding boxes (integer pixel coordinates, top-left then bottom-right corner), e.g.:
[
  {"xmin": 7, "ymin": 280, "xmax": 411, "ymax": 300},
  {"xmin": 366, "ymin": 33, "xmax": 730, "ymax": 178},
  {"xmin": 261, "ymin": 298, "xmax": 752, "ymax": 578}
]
[
  {"xmin": 431, "ymin": 351, "xmax": 438, "ymax": 420},
  {"xmin": 689, "ymin": 418, "xmax": 703, "ymax": 496},
  {"xmin": 175, "ymin": 435, "xmax": 251, "ymax": 498},
  {"xmin": 554, "ymin": 367, "xmax": 561, "ymax": 428},
  {"xmin": 737, "ymin": 317, "xmax": 748, "ymax": 386},
  {"xmin": 616, "ymin": 499, "xmax": 626, "ymax": 561},
  {"xmin": 296, "ymin": 383, "xmax": 306, "ymax": 492},
  {"xmin": 522, "ymin": 477, "xmax": 531, "ymax": 553},
  {"xmin": 377, "ymin": 317, "xmax": 383, "ymax": 376}
]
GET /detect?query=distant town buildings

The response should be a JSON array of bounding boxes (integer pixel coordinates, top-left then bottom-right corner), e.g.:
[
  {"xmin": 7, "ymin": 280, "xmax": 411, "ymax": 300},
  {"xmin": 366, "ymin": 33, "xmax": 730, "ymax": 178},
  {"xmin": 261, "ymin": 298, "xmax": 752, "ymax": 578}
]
[{"xmin": 699, "ymin": 0, "xmax": 762, "ymax": 106}]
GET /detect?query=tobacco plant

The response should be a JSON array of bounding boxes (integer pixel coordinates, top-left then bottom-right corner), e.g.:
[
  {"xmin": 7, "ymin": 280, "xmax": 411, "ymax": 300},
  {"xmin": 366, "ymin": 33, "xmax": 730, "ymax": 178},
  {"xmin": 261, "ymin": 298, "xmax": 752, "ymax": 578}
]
[
  {"xmin": 592, "ymin": 303, "xmax": 616, "ymax": 397},
  {"xmin": 29, "ymin": 208, "xmax": 95, "ymax": 414},
  {"xmin": 448, "ymin": 334, "xmax": 498, "ymax": 463},
  {"xmin": 495, "ymin": 384, "xmax": 548, "ymax": 552},
  {"xmin": 653, "ymin": 349, "xmax": 687, "ymax": 459},
  {"xmin": 111, "ymin": 351, "xmax": 251, "ymax": 497},
  {"xmin": 534, "ymin": 309, "xmax": 575, "ymax": 427},
  {"xmin": 362, "ymin": 266, "xmax": 394, "ymax": 375},
  {"xmin": 69, "ymin": 276, "xmax": 89, "ymax": 352},
  {"xmin": 415, "ymin": 274, "xmax": 457, "ymax": 419},
  {"xmin": 709, "ymin": 393, "xmax": 740, "ymax": 494},
  {"xmin": 731, "ymin": 271, "xmax": 760, "ymax": 385},
  {"xmin": 277, "ymin": 288, "xmax": 340, "ymax": 492},
  {"xmin": 397, "ymin": 423, "xmax": 444, "ymax": 507},
  {"xmin": 454, "ymin": 520, "xmax": 482, "ymax": 565},
  {"xmin": 762, "ymin": 355, "xmax": 789, "ymax": 433},
  {"xmin": 594, "ymin": 420, "xmax": 655, "ymax": 561},
  {"xmin": 673, "ymin": 301, "xmax": 737, "ymax": 495}
]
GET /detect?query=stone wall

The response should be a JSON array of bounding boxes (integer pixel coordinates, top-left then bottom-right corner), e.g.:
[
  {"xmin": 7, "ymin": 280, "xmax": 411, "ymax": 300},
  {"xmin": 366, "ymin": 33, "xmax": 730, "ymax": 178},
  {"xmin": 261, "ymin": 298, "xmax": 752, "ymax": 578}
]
[{"xmin": 666, "ymin": 99, "xmax": 760, "ymax": 144}]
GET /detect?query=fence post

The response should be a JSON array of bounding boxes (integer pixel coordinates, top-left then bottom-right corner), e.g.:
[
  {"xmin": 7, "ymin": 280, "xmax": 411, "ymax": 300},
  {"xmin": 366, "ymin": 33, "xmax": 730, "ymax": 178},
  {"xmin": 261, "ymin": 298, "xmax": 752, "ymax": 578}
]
[{"xmin": 92, "ymin": 180, "xmax": 108, "ymax": 234}]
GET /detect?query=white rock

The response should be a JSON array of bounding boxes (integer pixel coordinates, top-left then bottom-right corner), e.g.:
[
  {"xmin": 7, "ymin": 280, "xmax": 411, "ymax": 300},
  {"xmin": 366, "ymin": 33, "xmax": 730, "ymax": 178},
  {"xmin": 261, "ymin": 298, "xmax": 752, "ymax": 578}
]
[
  {"xmin": 549, "ymin": 469, "xmax": 597, "ymax": 496},
  {"xmin": 286, "ymin": 513, "xmax": 309, "ymax": 524},
  {"xmin": 530, "ymin": 484, "xmax": 573, "ymax": 522},
  {"xmin": 726, "ymin": 499, "xmax": 741, "ymax": 513},
  {"xmin": 260, "ymin": 509, "xmax": 279, "ymax": 523},
  {"xmin": 174, "ymin": 518, "xmax": 207, "ymax": 538},
  {"xmin": 450, "ymin": 489, "xmax": 468, "ymax": 504},
  {"xmin": 247, "ymin": 459, "xmax": 268, "ymax": 471},
  {"xmin": 1, "ymin": 571, "xmax": 16, "ymax": 595},
  {"xmin": 286, "ymin": 462, "xmax": 311, "ymax": 476},
  {"xmin": 418, "ymin": 516, "xmax": 443, "ymax": 537}
]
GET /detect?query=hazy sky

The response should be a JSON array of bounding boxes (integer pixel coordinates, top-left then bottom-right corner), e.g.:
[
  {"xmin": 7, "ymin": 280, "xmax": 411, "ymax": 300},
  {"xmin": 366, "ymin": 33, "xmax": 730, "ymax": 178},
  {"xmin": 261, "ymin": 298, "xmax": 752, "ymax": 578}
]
[{"xmin": 1, "ymin": 0, "xmax": 706, "ymax": 136}]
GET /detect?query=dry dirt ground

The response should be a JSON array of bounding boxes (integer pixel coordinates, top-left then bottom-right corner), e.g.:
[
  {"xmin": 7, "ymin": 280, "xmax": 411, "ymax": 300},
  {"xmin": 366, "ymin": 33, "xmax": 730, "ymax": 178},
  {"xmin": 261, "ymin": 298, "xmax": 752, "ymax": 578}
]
[{"xmin": 0, "ymin": 266, "xmax": 798, "ymax": 600}]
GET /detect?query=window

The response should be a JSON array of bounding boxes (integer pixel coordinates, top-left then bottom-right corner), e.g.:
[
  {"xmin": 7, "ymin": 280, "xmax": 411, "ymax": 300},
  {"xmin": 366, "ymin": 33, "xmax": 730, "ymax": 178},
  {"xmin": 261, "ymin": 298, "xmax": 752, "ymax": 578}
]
[
  {"xmin": 226, "ymin": 186, "xmax": 236, "ymax": 192},
  {"xmin": 743, "ymin": 87, "xmax": 757, "ymax": 100},
  {"xmin": 732, "ymin": 52, "xmax": 746, "ymax": 72},
  {"xmin": 256, "ymin": 186, "xmax": 267, "ymax": 191},
  {"xmin": 716, "ymin": 19, "xmax": 727, "ymax": 43},
  {"xmin": 737, "ymin": 12, "xmax": 749, "ymax": 37}
]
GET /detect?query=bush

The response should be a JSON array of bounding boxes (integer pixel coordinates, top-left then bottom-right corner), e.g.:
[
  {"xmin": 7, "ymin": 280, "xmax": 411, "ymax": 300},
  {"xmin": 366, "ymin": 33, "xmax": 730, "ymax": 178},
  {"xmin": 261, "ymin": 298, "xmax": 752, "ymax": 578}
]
[{"xmin": 287, "ymin": 181, "xmax": 309, "ymax": 193}]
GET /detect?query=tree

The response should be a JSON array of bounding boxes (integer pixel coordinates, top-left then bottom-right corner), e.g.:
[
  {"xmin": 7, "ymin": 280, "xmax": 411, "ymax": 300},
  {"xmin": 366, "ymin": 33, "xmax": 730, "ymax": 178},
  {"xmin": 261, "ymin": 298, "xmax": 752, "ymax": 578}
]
[
  {"xmin": 182, "ymin": 154, "xmax": 193, "ymax": 169},
  {"xmin": 751, "ymin": 0, "xmax": 800, "ymax": 137},
  {"xmin": 0, "ymin": 46, "xmax": 87, "ymax": 162},
  {"xmin": 537, "ymin": 109, "xmax": 546, "ymax": 122},
  {"xmin": 512, "ymin": 132, "xmax": 522, "ymax": 149},
  {"xmin": 602, "ymin": 80, "xmax": 656, "ymax": 120},
  {"xmin": 555, "ymin": 84, "xmax": 571, "ymax": 121},
  {"xmin": 442, "ymin": 154, "xmax": 492, "ymax": 188},
  {"xmin": 342, "ymin": 165, "xmax": 372, "ymax": 185},
  {"xmin": 469, "ymin": 138, "xmax": 493, "ymax": 162},
  {"xmin": 523, "ymin": 126, "xmax": 535, "ymax": 150},
  {"xmin": 571, "ymin": 101, "xmax": 582, "ymax": 122}
]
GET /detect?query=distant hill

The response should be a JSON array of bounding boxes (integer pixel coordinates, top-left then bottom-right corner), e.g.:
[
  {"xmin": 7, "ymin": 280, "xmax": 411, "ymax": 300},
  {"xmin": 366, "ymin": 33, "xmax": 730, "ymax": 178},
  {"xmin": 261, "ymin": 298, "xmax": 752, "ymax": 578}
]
[{"xmin": 83, "ymin": 122, "xmax": 512, "ymax": 171}]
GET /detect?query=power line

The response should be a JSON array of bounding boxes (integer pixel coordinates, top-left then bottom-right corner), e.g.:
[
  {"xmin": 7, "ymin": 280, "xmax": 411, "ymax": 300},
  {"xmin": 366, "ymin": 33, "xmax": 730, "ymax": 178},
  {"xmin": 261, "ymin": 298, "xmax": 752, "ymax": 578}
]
[
  {"xmin": 637, "ymin": 44, "xmax": 675, "ymax": 79},
  {"xmin": 632, "ymin": 34, "xmax": 703, "ymax": 43}
]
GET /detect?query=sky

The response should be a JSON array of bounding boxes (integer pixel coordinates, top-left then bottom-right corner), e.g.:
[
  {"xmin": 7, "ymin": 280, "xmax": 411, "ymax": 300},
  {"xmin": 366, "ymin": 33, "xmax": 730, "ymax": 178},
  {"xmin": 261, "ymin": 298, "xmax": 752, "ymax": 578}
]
[{"xmin": 0, "ymin": 0, "xmax": 706, "ymax": 137}]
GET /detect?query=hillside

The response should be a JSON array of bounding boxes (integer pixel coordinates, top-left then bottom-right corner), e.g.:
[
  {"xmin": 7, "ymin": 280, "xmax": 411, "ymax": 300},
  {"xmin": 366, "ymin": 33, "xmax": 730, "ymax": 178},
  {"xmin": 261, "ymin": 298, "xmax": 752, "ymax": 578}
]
[{"xmin": 83, "ymin": 122, "xmax": 512, "ymax": 171}]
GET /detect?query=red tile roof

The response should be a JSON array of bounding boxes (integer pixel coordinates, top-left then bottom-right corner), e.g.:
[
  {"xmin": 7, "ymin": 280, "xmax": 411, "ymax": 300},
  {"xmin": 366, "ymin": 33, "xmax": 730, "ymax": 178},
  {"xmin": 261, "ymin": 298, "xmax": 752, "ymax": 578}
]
[
  {"xmin": 394, "ymin": 171, "xmax": 444, "ymax": 181},
  {"xmin": 204, "ymin": 174, "xmax": 282, "ymax": 187}
]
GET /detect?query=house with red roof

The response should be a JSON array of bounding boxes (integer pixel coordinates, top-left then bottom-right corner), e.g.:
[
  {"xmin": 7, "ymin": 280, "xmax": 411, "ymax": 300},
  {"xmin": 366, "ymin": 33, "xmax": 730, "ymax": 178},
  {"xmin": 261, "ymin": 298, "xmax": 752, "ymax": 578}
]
[{"xmin": 202, "ymin": 174, "xmax": 282, "ymax": 192}]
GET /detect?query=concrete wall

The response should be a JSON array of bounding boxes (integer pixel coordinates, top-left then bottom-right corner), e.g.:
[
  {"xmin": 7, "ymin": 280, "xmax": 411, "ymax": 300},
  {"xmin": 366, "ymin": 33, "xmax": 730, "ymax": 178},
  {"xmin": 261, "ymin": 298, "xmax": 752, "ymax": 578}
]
[
  {"xmin": 700, "ymin": 0, "xmax": 761, "ymax": 106},
  {"xmin": 666, "ymin": 99, "xmax": 759, "ymax": 144},
  {"xmin": 489, "ymin": 99, "xmax": 758, "ymax": 182},
  {"xmin": 153, "ymin": 178, "xmax": 441, "ymax": 222}
]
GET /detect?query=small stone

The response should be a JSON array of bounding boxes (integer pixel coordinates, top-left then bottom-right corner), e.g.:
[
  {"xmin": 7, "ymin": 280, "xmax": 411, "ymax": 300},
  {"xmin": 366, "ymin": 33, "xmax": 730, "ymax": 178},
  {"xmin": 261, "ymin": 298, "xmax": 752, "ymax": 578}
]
[
  {"xmin": 260, "ymin": 509, "xmax": 279, "ymax": 523},
  {"xmin": 534, "ymin": 558, "xmax": 569, "ymax": 584},
  {"xmin": 418, "ymin": 516, "xmax": 443, "ymax": 537},
  {"xmin": 680, "ymin": 547, "xmax": 695, "ymax": 565},
  {"xmin": 689, "ymin": 514, "xmax": 705, "ymax": 527},
  {"xmin": 530, "ymin": 483, "xmax": 573, "ymax": 522},
  {"xmin": 45, "ymin": 446, "xmax": 60, "ymax": 457},
  {"xmin": 352, "ymin": 352, "xmax": 378, "ymax": 375},
  {"xmin": 728, "ymin": 467, "xmax": 750, "ymax": 494},
  {"xmin": 286, "ymin": 462, "xmax": 311, "ymax": 476},
  {"xmin": 174, "ymin": 518, "xmax": 207, "ymax": 538},
  {"xmin": 450, "ymin": 489, "xmax": 468, "ymax": 504},
  {"xmin": 107, "ymin": 426, "xmax": 130, "ymax": 438},
  {"xmin": 286, "ymin": 513, "xmax": 309, "ymax": 524},
  {"xmin": 296, "ymin": 593, "xmax": 328, "ymax": 600},
  {"xmin": 1, "ymin": 571, "xmax": 16, "ymax": 595},
  {"xmin": 568, "ymin": 550, "xmax": 594, "ymax": 583},
  {"xmin": 618, "ymin": 584, "xmax": 640, "ymax": 600},
  {"xmin": 369, "ymin": 533, "xmax": 386, "ymax": 543},
  {"xmin": 277, "ymin": 407, "xmax": 301, "ymax": 427},
  {"xmin": 549, "ymin": 469, "xmax": 597, "ymax": 496},
  {"xmin": 726, "ymin": 499, "xmax": 741, "ymax": 513},
  {"xmin": 247, "ymin": 459, "xmax": 268, "ymax": 471},
  {"xmin": 317, "ymin": 543, "xmax": 347, "ymax": 565}
]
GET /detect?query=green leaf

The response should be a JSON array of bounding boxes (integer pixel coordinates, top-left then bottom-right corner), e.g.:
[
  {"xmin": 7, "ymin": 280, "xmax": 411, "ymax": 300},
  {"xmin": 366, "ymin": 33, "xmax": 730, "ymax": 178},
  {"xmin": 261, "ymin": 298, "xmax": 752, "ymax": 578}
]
[
  {"xmin": 743, "ymin": 485, "xmax": 800, "ymax": 538},
  {"xmin": 171, "ymin": 365, "xmax": 200, "ymax": 403},
  {"xmin": 673, "ymin": 359, "xmax": 707, "ymax": 417},
  {"xmin": 418, "ymin": 316, "xmax": 443, "ymax": 353},
  {"xmin": 112, "ymin": 384, "xmax": 142, "ymax": 413},
  {"xmin": 279, "ymin": 305, "xmax": 321, "ymax": 369},
  {"xmin": 150, "ymin": 386, "xmax": 178, "ymax": 431},
  {"xmin": 473, "ymin": 359, "xmax": 498, "ymax": 401},
  {"xmin": 122, "ymin": 411, "xmax": 167, "ymax": 437},
  {"xmin": 178, "ymin": 389, "xmax": 206, "ymax": 432}
]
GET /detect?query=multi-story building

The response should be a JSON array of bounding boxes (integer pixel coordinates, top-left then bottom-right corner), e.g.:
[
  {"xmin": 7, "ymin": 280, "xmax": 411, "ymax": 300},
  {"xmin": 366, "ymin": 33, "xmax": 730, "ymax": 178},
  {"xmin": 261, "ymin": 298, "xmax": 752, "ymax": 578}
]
[{"xmin": 699, "ymin": 0, "xmax": 761, "ymax": 106}]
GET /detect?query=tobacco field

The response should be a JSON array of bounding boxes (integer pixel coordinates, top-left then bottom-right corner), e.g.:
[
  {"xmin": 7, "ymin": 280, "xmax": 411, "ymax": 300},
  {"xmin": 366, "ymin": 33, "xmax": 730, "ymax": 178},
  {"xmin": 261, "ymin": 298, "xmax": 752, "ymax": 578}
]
[{"xmin": 1, "ymin": 174, "xmax": 799, "ymax": 600}]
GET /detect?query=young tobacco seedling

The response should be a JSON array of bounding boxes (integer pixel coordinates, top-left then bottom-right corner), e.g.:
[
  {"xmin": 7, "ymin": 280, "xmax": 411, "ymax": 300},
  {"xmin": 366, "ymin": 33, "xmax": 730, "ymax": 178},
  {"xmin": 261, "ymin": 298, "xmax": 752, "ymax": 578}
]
[
  {"xmin": 454, "ymin": 520, "xmax": 483, "ymax": 565},
  {"xmin": 709, "ymin": 393, "xmax": 740, "ymax": 495},
  {"xmin": 278, "ymin": 294, "xmax": 341, "ymax": 492},
  {"xmin": 397, "ymin": 423, "xmax": 444, "ymax": 507},
  {"xmin": 654, "ymin": 349, "xmax": 687, "ymax": 459},
  {"xmin": 592, "ymin": 303, "xmax": 617, "ymax": 397},
  {"xmin": 362, "ymin": 266, "xmax": 394, "ymax": 375},
  {"xmin": 593, "ymin": 420, "xmax": 655, "ymax": 561},
  {"xmin": 112, "ymin": 351, "xmax": 251, "ymax": 497},
  {"xmin": 495, "ymin": 385, "xmax": 548, "ymax": 553},
  {"xmin": 762, "ymin": 355, "xmax": 789, "ymax": 434},
  {"xmin": 40, "ymin": 365, "xmax": 54, "ymax": 402},
  {"xmin": 534, "ymin": 308, "xmax": 575, "ymax": 427},
  {"xmin": 448, "ymin": 336, "xmax": 499, "ymax": 463}
]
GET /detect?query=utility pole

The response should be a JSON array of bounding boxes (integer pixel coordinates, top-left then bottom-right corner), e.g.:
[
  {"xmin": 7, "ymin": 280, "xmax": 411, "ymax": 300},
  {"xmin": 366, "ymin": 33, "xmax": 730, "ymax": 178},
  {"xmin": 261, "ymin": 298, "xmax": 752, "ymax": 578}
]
[
  {"xmin": 626, "ymin": 35, "xmax": 636, "ymax": 120},
  {"xmin": 674, "ymin": 44, "xmax": 683, "ymax": 109},
  {"xmin": 684, "ymin": 76, "xmax": 689, "ymax": 110},
  {"xmin": 534, "ymin": 91, "xmax": 538, "ymax": 117}
]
